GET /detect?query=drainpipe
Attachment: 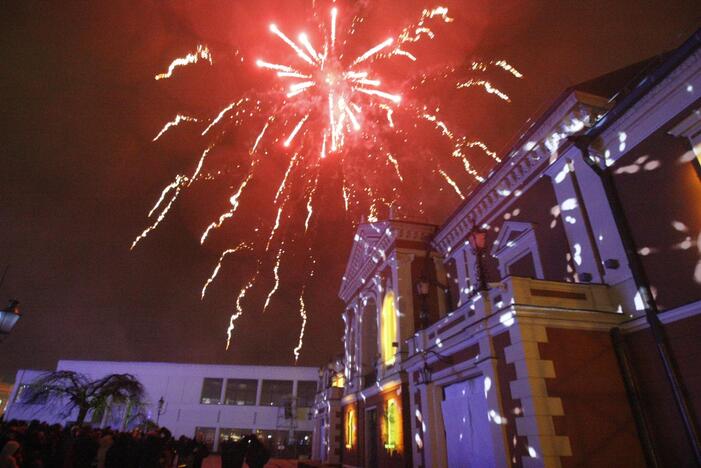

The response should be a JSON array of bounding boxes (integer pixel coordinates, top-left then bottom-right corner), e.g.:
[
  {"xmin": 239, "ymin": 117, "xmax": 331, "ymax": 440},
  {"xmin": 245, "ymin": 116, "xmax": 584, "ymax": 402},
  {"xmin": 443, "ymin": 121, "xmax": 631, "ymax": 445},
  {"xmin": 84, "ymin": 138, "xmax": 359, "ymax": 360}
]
[
  {"xmin": 610, "ymin": 326, "xmax": 658, "ymax": 467},
  {"xmin": 573, "ymin": 135, "xmax": 701, "ymax": 465}
]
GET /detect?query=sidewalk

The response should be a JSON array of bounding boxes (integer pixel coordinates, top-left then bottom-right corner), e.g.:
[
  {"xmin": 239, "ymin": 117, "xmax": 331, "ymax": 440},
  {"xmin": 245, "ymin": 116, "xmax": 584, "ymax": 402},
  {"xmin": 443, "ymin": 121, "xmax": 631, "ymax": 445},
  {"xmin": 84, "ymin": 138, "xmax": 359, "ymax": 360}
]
[{"xmin": 202, "ymin": 455, "xmax": 300, "ymax": 468}]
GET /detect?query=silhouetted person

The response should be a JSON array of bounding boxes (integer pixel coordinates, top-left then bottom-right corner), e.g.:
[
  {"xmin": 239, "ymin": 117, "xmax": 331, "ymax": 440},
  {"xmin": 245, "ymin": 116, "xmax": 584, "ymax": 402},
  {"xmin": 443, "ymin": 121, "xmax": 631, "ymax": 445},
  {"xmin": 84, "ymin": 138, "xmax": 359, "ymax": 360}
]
[
  {"xmin": 191, "ymin": 434, "xmax": 209, "ymax": 468},
  {"xmin": 71, "ymin": 429, "xmax": 98, "ymax": 468},
  {"xmin": 243, "ymin": 435, "xmax": 270, "ymax": 468},
  {"xmin": 0, "ymin": 440, "xmax": 20, "ymax": 468},
  {"xmin": 220, "ymin": 438, "xmax": 245, "ymax": 468}
]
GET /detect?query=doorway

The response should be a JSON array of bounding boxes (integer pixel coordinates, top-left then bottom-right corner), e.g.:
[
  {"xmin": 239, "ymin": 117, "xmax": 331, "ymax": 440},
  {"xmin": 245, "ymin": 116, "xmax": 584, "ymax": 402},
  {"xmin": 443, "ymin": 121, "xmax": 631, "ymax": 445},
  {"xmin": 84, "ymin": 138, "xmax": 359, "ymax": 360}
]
[{"xmin": 365, "ymin": 407, "xmax": 378, "ymax": 468}]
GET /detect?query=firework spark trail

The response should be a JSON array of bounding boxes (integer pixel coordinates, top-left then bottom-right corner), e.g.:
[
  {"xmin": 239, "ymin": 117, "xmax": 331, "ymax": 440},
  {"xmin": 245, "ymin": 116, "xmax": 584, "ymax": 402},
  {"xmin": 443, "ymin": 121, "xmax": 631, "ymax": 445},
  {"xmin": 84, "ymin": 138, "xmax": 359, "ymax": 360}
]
[
  {"xmin": 251, "ymin": 118, "xmax": 272, "ymax": 154},
  {"xmin": 147, "ymin": 175, "xmax": 184, "ymax": 218},
  {"xmin": 380, "ymin": 104, "xmax": 395, "ymax": 127},
  {"xmin": 270, "ymin": 24, "xmax": 316, "ymax": 65},
  {"xmin": 388, "ymin": 5, "xmax": 453, "ymax": 58},
  {"xmin": 155, "ymin": 44, "xmax": 212, "ymax": 80},
  {"xmin": 299, "ymin": 33, "xmax": 321, "ymax": 62},
  {"xmin": 266, "ymin": 203, "xmax": 286, "ymax": 252},
  {"xmin": 274, "ymin": 153, "xmax": 299, "ymax": 203},
  {"xmin": 201, "ymin": 243, "xmax": 251, "ymax": 299},
  {"xmin": 265, "ymin": 152, "xmax": 299, "ymax": 252},
  {"xmin": 386, "ymin": 153, "xmax": 403, "ymax": 181},
  {"xmin": 262, "ymin": 243, "xmax": 284, "ymax": 312},
  {"xmin": 452, "ymin": 146, "xmax": 485, "ymax": 182},
  {"xmin": 422, "ymin": 113, "xmax": 452, "ymax": 137},
  {"xmin": 153, "ymin": 115, "xmax": 198, "ymax": 141},
  {"xmin": 439, "ymin": 168, "xmax": 465, "ymax": 199},
  {"xmin": 293, "ymin": 287, "xmax": 308, "ymax": 363},
  {"xmin": 330, "ymin": 7, "xmax": 337, "ymax": 50},
  {"xmin": 226, "ymin": 274, "xmax": 257, "ymax": 350},
  {"xmin": 255, "ymin": 60, "xmax": 297, "ymax": 73},
  {"xmin": 304, "ymin": 169, "xmax": 320, "ymax": 232},
  {"xmin": 342, "ymin": 183, "xmax": 350, "ymax": 211},
  {"xmin": 132, "ymin": 175, "xmax": 187, "ymax": 249},
  {"xmin": 284, "ymin": 115, "xmax": 310, "ymax": 146},
  {"xmin": 492, "ymin": 60, "xmax": 523, "ymax": 78},
  {"xmin": 352, "ymin": 38, "xmax": 394, "ymax": 66},
  {"xmin": 463, "ymin": 139, "xmax": 501, "ymax": 163},
  {"xmin": 202, "ymin": 98, "xmax": 246, "ymax": 135},
  {"xmin": 200, "ymin": 170, "xmax": 255, "ymax": 244},
  {"xmin": 419, "ymin": 112, "xmax": 485, "ymax": 182},
  {"xmin": 188, "ymin": 145, "xmax": 214, "ymax": 187},
  {"xmin": 457, "ymin": 79, "xmax": 511, "ymax": 101},
  {"xmin": 355, "ymin": 88, "xmax": 401, "ymax": 103}
]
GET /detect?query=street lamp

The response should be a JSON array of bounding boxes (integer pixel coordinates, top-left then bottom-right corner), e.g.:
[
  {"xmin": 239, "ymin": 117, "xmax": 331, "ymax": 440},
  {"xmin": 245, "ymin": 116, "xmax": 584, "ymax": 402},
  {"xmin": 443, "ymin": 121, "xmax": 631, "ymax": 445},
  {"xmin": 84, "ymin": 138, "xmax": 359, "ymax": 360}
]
[
  {"xmin": 0, "ymin": 300, "xmax": 21, "ymax": 341},
  {"xmin": 416, "ymin": 278, "xmax": 430, "ymax": 329},
  {"xmin": 156, "ymin": 396, "xmax": 165, "ymax": 425},
  {"xmin": 468, "ymin": 228, "xmax": 488, "ymax": 292}
]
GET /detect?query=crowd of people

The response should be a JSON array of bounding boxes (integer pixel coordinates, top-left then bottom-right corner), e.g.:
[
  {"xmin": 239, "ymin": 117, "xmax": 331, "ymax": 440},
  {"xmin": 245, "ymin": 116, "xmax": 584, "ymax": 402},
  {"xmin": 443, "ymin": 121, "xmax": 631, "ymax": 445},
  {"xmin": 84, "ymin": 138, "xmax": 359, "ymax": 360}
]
[{"xmin": 0, "ymin": 420, "xmax": 271, "ymax": 468}]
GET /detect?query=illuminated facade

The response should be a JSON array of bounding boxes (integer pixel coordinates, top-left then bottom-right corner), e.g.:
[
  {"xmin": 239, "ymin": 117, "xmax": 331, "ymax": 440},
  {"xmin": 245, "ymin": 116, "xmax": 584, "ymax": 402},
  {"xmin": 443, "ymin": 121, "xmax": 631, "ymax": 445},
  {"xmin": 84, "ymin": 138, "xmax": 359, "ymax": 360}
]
[{"xmin": 314, "ymin": 29, "xmax": 701, "ymax": 467}]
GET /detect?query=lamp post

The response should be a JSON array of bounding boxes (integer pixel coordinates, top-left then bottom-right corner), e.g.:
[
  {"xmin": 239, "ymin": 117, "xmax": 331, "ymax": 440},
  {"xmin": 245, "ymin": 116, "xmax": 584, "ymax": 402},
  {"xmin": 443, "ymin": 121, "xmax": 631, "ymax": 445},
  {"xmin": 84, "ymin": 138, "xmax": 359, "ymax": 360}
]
[
  {"xmin": 468, "ymin": 228, "xmax": 488, "ymax": 292},
  {"xmin": 156, "ymin": 396, "xmax": 165, "ymax": 426},
  {"xmin": 0, "ymin": 300, "xmax": 21, "ymax": 343},
  {"xmin": 416, "ymin": 279, "xmax": 430, "ymax": 330}
]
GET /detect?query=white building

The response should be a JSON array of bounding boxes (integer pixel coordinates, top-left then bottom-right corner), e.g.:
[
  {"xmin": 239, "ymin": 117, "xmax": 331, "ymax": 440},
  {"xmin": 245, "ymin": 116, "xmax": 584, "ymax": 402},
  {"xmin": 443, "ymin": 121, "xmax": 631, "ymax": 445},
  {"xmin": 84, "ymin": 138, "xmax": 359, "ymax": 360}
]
[{"xmin": 5, "ymin": 360, "xmax": 318, "ymax": 454}]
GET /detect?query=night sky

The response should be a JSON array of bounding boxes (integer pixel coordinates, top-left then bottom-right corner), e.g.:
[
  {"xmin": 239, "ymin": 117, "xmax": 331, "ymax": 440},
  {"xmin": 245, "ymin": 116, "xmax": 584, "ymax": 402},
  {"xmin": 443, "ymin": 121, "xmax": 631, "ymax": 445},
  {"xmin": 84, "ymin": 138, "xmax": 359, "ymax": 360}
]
[{"xmin": 1, "ymin": 0, "xmax": 699, "ymax": 382}]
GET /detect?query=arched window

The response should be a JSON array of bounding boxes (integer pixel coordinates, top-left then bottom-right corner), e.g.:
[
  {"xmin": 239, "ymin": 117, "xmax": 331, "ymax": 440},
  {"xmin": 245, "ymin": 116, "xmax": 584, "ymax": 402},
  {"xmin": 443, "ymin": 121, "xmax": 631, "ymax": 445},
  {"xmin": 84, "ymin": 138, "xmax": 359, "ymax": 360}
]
[
  {"xmin": 345, "ymin": 408, "xmax": 356, "ymax": 448},
  {"xmin": 381, "ymin": 290, "xmax": 397, "ymax": 365},
  {"xmin": 385, "ymin": 398, "xmax": 399, "ymax": 450}
]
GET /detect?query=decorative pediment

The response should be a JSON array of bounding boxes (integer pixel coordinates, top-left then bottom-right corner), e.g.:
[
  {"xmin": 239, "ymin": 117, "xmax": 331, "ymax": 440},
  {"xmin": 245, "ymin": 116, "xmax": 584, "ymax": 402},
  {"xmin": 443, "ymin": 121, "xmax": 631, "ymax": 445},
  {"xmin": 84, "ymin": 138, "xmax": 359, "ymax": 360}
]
[
  {"xmin": 338, "ymin": 220, "xmax": 436, "ymax": 303},
  {"xmin": 491, "ymin": 221, "xmax": 536, "ymax": 257}
]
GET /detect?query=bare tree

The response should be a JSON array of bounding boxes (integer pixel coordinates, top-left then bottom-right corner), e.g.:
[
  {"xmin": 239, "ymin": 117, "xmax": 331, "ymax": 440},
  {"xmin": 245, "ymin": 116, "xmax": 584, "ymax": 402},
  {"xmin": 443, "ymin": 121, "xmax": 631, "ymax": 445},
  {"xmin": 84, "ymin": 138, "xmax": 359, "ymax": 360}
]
[{"xmin": 26, "ymin": 370, "xmax": 145, "ymax": 425}]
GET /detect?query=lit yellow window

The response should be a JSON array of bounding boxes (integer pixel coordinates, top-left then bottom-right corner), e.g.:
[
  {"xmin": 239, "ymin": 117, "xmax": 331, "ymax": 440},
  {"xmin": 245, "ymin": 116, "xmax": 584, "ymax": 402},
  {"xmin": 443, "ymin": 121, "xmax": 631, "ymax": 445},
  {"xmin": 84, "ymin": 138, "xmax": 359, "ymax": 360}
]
[
  {"xmin": 332, "ymin": 373, "xmax": 345, "ymax": 388},
  {"xmin": 345, "ymin": 408, "xmax": 356, "ymax": 448},
  {"xmin": 381, "ymin": 290, "xmax": 397, "ymax": 365},
  {"xmin": 385, "ymin": 398, "xmax": 399, "ymax": 450}
]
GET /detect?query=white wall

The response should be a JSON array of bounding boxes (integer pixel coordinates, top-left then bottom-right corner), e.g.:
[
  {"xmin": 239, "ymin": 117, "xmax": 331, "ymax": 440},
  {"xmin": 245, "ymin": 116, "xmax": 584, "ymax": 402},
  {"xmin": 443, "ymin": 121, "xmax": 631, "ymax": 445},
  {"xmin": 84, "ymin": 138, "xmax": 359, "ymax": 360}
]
[{"xmin": 5, "ymin": 361, "xmax": 319, "ymax": 451}]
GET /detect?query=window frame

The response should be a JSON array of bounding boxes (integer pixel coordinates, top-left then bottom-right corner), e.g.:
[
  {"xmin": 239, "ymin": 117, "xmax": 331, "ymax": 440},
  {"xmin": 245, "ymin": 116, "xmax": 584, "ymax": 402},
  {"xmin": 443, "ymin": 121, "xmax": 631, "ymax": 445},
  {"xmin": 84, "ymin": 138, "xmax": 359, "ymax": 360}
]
[
  {"xmin": 224, "ymin": 378, "xmax": 259, "ymax": 406},
  {"xmin": 200, "ymin": 377, "xmax": 224, "ymax": 405},
  {"xmin": 259, "ymin": 379, "xmax": 294, "ymax": 406}
]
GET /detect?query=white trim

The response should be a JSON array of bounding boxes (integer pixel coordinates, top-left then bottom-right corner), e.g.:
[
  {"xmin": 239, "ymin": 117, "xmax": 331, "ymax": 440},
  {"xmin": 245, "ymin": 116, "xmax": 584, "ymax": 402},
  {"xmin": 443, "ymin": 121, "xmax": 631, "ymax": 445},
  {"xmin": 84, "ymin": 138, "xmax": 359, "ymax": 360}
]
[
  {"xmin": 492, "ymin": 221, "xmax": 545, "ymax": 280},
  {"xmin": 621, "ymin": 299, "xmax": 701, "ymax": 332}
]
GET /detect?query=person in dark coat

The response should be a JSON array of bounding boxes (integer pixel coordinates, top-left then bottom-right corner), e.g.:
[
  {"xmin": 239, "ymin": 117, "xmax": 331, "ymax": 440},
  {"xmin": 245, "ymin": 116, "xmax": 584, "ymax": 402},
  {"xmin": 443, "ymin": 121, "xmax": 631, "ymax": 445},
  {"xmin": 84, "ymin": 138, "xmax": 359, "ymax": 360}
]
[
  {"xmin": 191, "ymin": 435, "xmax": 209, "ymax": 468},
  {"xmin": 219, "ymin": 438, "xmax": 245, "ymax": 468},
  {"xmin": 243, "ymin": 435, "xmax": 270, "ymax": 468},
  {"xmin": 71, "ymin": 429, "xmax": 98, "ymax": 468}
]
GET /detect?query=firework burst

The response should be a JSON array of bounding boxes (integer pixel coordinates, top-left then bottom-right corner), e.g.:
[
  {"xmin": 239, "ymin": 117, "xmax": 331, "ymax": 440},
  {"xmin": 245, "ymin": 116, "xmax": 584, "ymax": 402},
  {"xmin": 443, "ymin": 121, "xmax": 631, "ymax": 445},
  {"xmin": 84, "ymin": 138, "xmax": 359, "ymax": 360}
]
[{"xmin": 134, "ymin": 1, "xmax": 523, "ymax": 360}]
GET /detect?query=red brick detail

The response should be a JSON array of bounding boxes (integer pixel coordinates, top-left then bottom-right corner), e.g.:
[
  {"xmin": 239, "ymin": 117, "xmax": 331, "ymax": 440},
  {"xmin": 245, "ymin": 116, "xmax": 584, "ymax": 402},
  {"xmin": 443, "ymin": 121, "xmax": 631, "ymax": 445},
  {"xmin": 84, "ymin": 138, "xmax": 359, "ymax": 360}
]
[
  {"xmin": 624, "ymin": 313, "xmax": 701, "ymax": 466},
  {"xmin": 493, "ymin": 331, "xmax": 529, "ymax": 467},
  {"xmin": 540, "ymin": 328, "xmax": 646, "ymax": 467}
]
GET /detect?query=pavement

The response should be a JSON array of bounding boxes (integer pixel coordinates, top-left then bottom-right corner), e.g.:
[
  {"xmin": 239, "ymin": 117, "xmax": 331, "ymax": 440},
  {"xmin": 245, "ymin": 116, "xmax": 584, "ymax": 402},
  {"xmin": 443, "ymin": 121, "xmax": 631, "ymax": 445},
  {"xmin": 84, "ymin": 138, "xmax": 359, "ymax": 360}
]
[{"xmin": 202, "ymin": 455, "xmax": 302, "ymax": 468}]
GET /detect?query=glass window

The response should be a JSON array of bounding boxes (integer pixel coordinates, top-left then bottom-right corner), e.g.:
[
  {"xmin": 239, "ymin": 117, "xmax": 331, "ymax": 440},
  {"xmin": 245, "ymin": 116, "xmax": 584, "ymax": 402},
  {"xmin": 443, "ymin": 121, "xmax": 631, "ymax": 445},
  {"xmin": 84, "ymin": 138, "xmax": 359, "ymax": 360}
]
[
  {"xmin": 381, "ymin": 290, "xmax": 397, "ymax": 365},
  {"xmin": 194, "ymin": 427, "xmax": 216, "ymax": 451},
  {"xmin": 224, "ymin": 379, "xmax": 258, "ymax": 406},
  {"xmin": 200, "ymin": 378, "xmax": 223, "ymax": 404},
  {"xmin": 219, "ymin": 428, "xmax": 251, "ymax": 443},
  {"xmin": 296, "ymin": 381, "xmax": 317, "ymax": 407},
  {"xmin": 385, "ymin": 398, "xmax": 399, "ymax": 450},
  {"xmin": 331, "ymin": 373, "xmax": 345, "ymax": 388},
  {"xmin": 345, "ymin": 408, "xmax": 356, "ymax": 448},
  {"xmin": 259, "ymin": 380, "xmax": 293, "ymax": 406}
]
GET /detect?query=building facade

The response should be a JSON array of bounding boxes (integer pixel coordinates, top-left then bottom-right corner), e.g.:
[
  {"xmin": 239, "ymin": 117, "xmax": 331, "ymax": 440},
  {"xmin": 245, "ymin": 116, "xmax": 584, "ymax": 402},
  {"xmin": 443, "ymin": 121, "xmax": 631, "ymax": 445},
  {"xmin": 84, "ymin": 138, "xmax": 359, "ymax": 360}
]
[
  {"xmin": 5, "ymin": 360, "xmax": 318, "ymax": 454},
  {"xmin": 314, "ymin": 30, "xmax": 701, "ymax": 467}
]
